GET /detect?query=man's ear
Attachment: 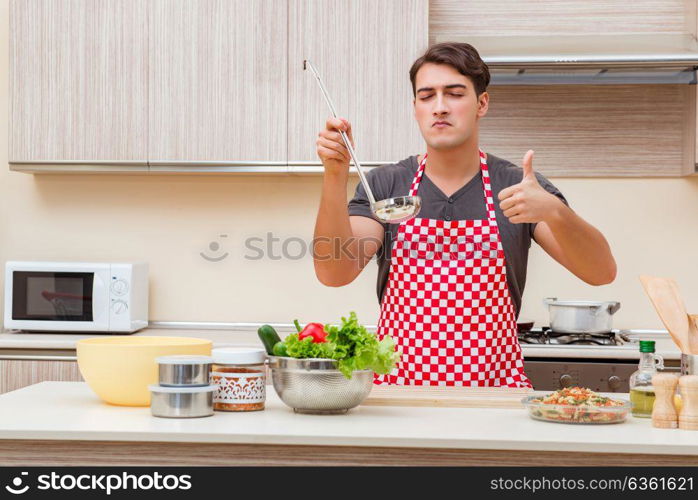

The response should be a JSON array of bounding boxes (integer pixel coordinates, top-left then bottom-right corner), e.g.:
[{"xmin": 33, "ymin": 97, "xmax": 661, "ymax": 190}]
[{"xmin": 477, "ymin": 91, "xmax": 489, "ymax": 118}]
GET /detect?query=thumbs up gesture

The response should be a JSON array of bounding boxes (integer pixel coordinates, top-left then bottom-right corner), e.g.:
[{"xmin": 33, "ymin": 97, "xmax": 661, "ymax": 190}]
[{"xmin": 497, "ymin": 150, "xmax": 561, "ymax": 224}]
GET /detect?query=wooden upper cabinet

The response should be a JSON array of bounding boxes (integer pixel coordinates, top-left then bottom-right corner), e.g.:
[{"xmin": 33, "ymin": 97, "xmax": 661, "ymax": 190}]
[
  {"xmin": 481, "ymin": 84, "xmax": 696, "ymax": 177},
  {"xmin": 11, "ymin": 0, "xmax": 694, "ymax": 175},
  {"xmin": 430, "ymin": 0, "xmax": 698, "ymax": 177},
  {"xmin": 10, "ymin": 0, "xmax": 148, "ymax": 165},
  {"xmin": 430, "ymin": 0, "xmax": 688, "ymax": 41},
  {"xmin": 287, "ymin": 0, "xmax": 429, "ymax": 165},
  {"xmin": 148, "ymin": 0, "xmax": 287, "ymax": 164}
]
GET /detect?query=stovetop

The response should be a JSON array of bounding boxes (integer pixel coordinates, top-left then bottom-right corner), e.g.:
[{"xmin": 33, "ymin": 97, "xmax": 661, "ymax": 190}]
[{"xmin": 518, "ymin": 327, "xmax": 632, "ymax": 347}]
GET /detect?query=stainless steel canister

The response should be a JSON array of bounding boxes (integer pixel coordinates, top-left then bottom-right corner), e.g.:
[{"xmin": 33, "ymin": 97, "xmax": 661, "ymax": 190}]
[
  {"xmin": 681, "ymin": 354, "xmax": 698, "ymax": 375},
  {"xmin": 156, "ymin": 355, "xmax": 213, "ymax": 386},
  {"xmin": 149, "ymin": 384, "xmax": 215, "ymax": 418}
]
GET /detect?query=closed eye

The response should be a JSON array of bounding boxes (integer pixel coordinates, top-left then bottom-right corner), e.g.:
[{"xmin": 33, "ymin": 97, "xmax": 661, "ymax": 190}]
[{"xmin": 419, "ymin": 93, "xmax": 463, "ymax": 100}]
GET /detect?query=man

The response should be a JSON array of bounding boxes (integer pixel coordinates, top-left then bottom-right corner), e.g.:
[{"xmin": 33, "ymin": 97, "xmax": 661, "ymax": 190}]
[{"xmin": 312, "ymin": 42, "xmax": 616, "ymax": 387}]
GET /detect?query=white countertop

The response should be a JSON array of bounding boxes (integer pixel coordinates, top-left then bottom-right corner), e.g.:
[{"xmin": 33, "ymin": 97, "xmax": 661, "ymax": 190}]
[
  {"xmin": 0, "ymin": 382, "xmax": 696, "ymax": 456},
  {"xmin": 0, "ymin": 328, "xmax": 260, "ymax": 351},
  {"xmin": 0, "ymin": 328, "xmax": 683, "ymax": 360}
]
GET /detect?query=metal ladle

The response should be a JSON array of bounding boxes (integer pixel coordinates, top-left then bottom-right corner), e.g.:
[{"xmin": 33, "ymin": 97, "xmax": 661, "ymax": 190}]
[{"xmin": 304, "ymin": 60, "xmax": 421, "ymax": 224}]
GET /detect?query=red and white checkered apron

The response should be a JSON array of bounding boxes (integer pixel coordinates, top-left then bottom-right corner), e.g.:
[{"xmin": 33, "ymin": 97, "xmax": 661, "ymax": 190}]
[{"xmin": 375, "ymin": 150, "xmax": 532, "ymax": 387}]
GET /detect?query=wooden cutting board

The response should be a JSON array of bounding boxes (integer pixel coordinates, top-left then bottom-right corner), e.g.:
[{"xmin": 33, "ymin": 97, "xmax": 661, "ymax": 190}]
[
  {"xmin": 639, "ymin": 275, "xmax": 693, "ymax": 353},
  {"xmin": 362, "ymin": 385, "xmax": 534, "ymax": 409}
]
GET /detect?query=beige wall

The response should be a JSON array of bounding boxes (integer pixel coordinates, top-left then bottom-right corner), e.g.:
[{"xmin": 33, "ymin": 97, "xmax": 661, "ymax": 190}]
[{"xmin": 2, "ymin": 0, "xmax": 698, "ymax": 329}]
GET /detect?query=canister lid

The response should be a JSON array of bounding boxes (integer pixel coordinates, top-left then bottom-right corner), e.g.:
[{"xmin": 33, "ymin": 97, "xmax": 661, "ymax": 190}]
[
  {"xmin": 639, "ymin": 340, "xmax": 656, "ymax": 353},
  {"xmin": 148, "ymin": 384, "xmax": 217, "ymax": 393},
  {"xmin": 156, "ymin": 355, "xmax": 213, "ymax": 365},
  {"xmin": 212, "ymin": 347, "xmax": 266, "ymax": 365}
]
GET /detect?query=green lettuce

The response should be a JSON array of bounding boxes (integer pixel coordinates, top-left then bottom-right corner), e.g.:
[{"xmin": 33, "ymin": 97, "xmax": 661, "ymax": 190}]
[
  {"xmin": 284, "ymin": 333, "xmax": 337, "ymax": 359},
  {"xmin": 284, "ymin": 312, "xmax": 400, "ymax": 379}
]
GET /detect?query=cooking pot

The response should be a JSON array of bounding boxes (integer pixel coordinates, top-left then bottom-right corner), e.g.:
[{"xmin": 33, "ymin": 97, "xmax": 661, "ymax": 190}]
[{"xmin": 543, "ymin": 297, "xmax": 621, "ymax": 334}]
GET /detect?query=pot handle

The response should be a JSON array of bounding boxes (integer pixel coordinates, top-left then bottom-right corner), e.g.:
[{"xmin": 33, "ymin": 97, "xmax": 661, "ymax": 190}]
[
  {"xmin": 543, "ymin": 297, "xmax": 557, "ymax": 306},
  {"xmin": 606, "ymin": 302, "xmax": 621, "ymax": 315}
]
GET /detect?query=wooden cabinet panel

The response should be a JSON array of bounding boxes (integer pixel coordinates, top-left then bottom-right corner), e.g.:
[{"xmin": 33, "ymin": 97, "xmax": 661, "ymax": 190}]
[
  {"xmin": 148, "ymin": 0, "xmax": 287, "ymax": 163},
  {"xmin": 10, "ymin": 0, "xmax": 148, "ymax": 163},
  {"xmin": 288, "ymin": 0, "xmax": 428, "ymax": 164},
  {"xmin": 430, "ymin": 0, "xmax": 688, "ymax": 41},
  {"xmin": 481, "ymin": 84, "xmax": 695, "ymax": 177},
  {"xmin": 0, "ymin": 360, "xmax": 82, "ymax": 395}
]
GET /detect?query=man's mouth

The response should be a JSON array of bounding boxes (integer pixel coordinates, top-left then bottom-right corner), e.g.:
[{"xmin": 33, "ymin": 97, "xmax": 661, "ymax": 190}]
[{"xmin": 432, "ymin": 121, "xmax": 451, "ymax": 128}]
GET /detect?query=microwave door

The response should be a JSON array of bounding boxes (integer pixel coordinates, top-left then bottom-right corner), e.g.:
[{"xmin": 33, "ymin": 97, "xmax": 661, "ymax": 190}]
[{"xmin": 10, "ymin": 271, "xmax": 109, "ymax": 331}]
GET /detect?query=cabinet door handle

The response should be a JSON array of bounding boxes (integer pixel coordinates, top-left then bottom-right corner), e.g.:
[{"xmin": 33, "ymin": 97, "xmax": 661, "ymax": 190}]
[{"xmin": 0, "ymin": 354, "xmax": 77, "ymax": 361}]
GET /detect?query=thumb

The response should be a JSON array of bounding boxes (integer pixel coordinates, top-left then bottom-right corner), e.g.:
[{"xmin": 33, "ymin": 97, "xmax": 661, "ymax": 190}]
[{"xmin": 522, "ymin": 150, "xmax": 536, "ymax": 182}]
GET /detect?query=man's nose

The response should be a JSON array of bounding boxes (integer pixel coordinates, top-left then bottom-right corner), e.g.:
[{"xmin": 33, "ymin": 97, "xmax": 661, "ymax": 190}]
[{"xmin": 432, "ymin": 93, "xmax": 449, "ymax": 115}]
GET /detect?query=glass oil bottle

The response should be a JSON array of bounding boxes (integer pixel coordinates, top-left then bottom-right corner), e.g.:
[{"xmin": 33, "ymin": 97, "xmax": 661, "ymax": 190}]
[{"xmin": 629, "ymin": 340, "xmax": 665, "ymax": 418}]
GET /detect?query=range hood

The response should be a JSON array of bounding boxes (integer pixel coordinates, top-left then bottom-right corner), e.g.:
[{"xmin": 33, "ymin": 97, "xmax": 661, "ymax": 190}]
[{"xmin": 434, "ymin": 34, "xmax": 698, "ymax": 85}]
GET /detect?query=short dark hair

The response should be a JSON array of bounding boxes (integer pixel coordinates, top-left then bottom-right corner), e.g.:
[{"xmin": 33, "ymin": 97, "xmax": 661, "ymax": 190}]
[{"xmin": 409, "ymin": 42, "xmax": 490, "ymax": 97}]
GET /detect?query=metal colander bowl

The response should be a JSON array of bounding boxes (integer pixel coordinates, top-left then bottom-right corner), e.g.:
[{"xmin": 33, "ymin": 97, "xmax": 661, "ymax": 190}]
[{"xmin": 268, "ymin": 356, "xmax": 373, "ymax": 414}]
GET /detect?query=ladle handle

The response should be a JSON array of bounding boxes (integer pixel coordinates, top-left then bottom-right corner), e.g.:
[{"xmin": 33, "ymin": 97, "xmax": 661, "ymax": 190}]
[{"xmin": 305, "ymin": 60, "xmax": 376, "ymax": 205}]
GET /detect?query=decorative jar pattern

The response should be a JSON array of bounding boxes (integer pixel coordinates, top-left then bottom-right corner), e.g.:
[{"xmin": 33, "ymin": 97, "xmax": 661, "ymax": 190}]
[{"xmin": 211, "ymin": 367, "xmax": 266, "ymax": 411}]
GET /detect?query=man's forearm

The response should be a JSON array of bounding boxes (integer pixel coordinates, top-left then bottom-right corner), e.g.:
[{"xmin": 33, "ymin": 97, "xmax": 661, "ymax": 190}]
[
  {"xmin": 313, "ymin": 171, "xmax": 358, "ymax": 285},
  {"xmin": 545, "ymin": 202, "xmax": 617, "ymax": 285}
]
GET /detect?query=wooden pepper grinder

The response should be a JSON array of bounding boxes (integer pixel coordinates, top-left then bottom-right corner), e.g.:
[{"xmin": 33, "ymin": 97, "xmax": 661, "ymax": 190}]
[
  {"xmin": 679, "ymin": 375, "xmax": 698, "ymax": 431},
  {"xmin": 652, "ymin": 373, "xmax": 679, "ymax": 428}
]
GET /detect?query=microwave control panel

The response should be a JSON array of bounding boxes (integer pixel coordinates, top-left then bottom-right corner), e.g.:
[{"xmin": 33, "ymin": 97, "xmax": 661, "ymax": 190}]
[{"xmin": 109, "ymin": 267, "xmax": 131, "ymax": 329}]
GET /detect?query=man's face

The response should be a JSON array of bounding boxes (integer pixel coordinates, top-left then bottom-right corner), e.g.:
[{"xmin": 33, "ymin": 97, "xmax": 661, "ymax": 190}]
[{"xmin": 413, "ymin": 62, "xmax": 488, "ymax": 150}]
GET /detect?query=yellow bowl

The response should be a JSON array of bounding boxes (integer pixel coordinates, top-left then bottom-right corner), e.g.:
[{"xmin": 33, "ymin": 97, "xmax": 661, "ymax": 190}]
[{"xmin": 77, "ymin": 336, "xmax": 212, "ymax": 406}]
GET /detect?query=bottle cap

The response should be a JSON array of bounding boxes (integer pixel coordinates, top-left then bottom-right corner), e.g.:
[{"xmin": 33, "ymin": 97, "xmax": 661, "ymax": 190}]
[{"xmin": 639, "ymin": 340, "xmax": 656, "ymax": 353}]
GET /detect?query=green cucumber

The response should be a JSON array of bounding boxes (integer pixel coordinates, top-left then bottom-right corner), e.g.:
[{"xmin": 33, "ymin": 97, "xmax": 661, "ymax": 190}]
[
  {"xmin": 272, "ymin": 341, "xmax": 288, "ymax": 357},
  {"xmin": 258, "ymin": 325, "xmax": 282, "ymax": 355}
]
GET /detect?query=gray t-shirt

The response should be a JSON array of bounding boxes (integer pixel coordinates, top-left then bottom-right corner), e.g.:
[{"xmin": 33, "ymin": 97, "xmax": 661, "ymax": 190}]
[{"xmin": 347, "ymin": 152, "xmax": 568, "ymax": 318}]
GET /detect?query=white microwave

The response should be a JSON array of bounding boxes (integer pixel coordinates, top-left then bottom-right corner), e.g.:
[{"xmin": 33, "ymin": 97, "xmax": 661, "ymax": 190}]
[{"xmin": 4, "ymin": 261, "xmax": 149, "ymax": 333}]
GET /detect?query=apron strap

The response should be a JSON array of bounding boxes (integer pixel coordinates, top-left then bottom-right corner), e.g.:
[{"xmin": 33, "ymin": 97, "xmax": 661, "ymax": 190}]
[
  {"xmin": 408, "ymin": 154, "xmax": 428, "ymax": 197},
  {"xmin": 479, "ymin": 150, "xmax": 498, "ymax": 223},
  {"xmin": 409, "ymin": 150, "xmax": 497, "ymax": 223}
]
